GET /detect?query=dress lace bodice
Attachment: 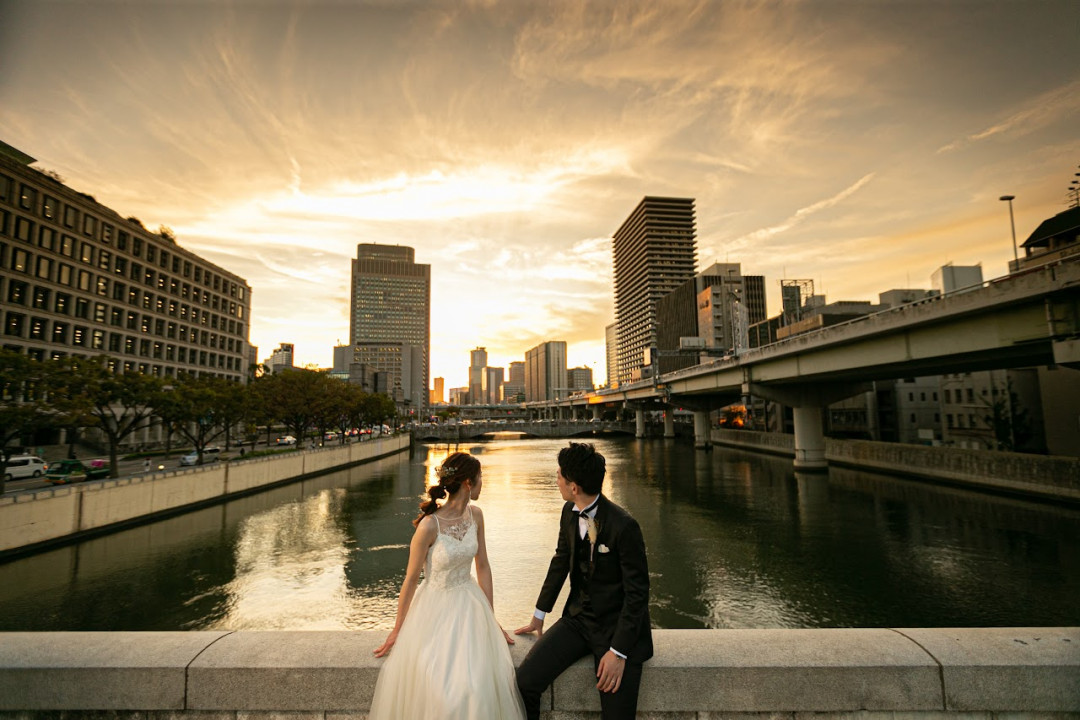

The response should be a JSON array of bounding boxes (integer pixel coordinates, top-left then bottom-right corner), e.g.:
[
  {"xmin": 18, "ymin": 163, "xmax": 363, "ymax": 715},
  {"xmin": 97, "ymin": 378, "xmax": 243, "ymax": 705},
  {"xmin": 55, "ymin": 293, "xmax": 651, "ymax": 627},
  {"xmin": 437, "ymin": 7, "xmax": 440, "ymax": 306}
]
[{"xmin": 424, "ymin": 507, "xmax": 478, "ymax": 591}]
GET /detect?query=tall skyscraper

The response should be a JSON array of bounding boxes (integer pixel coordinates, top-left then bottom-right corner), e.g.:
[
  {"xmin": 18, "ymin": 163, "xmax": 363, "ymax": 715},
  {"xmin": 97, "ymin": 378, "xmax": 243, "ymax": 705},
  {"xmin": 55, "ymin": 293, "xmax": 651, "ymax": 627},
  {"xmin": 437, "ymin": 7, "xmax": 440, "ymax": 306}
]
[
  {"xmin": 605, "ymin": 323, "xmax": 618, "ymax": 389},
  {"xmin": 526, "ymin": 341, "xmax": 567, "ymax": 401},
  {"xmin": 349, "ymin": 244, "xmax": 430, "ymax": 410},
  {"xmin": 504, "ymin": 360, "xmax": 525, "ymax": 402},
  {"xmin": 613, "ymin": 197, "xmax": 697, "ymax": 384},
  {"xmin": 430, "ymin": 376, "xmax": 444, "ymax": 405},
  {"xmin": 468, "ymin": 347, "xmax": 487, "ymax": 405}
]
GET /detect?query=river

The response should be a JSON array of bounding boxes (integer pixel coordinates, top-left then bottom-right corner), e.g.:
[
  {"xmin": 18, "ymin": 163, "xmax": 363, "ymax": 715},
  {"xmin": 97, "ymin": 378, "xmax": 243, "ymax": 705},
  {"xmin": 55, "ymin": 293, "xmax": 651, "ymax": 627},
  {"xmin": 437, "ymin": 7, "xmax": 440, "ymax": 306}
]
[{"xmin": 1, "ymin": 436, "xmax": 1077, "ymax": 632}]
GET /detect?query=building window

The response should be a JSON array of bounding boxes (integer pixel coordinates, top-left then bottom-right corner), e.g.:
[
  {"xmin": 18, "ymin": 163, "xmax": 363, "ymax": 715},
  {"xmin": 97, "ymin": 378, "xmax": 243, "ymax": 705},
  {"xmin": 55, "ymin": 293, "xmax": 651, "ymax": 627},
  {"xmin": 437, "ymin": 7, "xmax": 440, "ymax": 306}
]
[
  {"xmin": 934, "ymin": 413, "xmax": 940, "ymax": 422},
  {"xmin": 11, "ymin": 248, "xmax": 28, "ymax": 272},
  {"xmin": 29, "ymin": 317, "xmax": 46, "ymax": 340},
  {"xmin": 60, "ymin": 234, "xmax": 74, "ymax": 256},
  {"xmin": 114, "ymin": 257, "xmax": 127, "ymax": 275},
  {"xmin": 80, "ymin": 242, "xmax": 94, "ymax": 264},
  {"xmin": 19, "ymin": 184, "xmax": 36, "ymax": 210},
  {"xmin": 52, "ymin": 322, "xmax": 68, "ymax": 343},
  {"xmin": 35, "ymin": 256, "xmax": 52, "ymax": 280},
  {"xmin": 72, "ymin": 326, "xmax": 86, "ymax": 346},
  {"xmin": 126, "ymin": 312, "xmax": 138, "ymax": 330},
  {"xmin": 139, "ymin": 339, "xmax": 150, "ymax": 357},
  {"xmin": 142, "ymin": 293, "xmax": 152, "ymax": 310},
  {"xmin": 4, "ymin": 313, "xmax": 25, "ymax": 337},
  {"xmin": 74, "ymin": 298, "xmax": 89, "ymax": 319},
  {"xmin": 38, "ymin": 226, "xmax": 55, "ymax": 250},
  {"xmin": 82, "ymin": 214, "xmax": 97, "ymax": 237},
  {"xmin": 7, "ymin": 280, "xmax": 27, "ymax": 304},
  {"xmin": 96, "ymin": 276, "xmax": 108, "ymax": 296},
  {"xmin": 0, "ymin": 174, "xmax": 11, "ymax": 202},
  {"xmin": 932, "ymin": 392, "xmax": 938, "ymax": 401},
  {"xmin": 55, "ymin": 293, "xmax": 70, "ymax": 314},
  {"xmin": 968, "ymin": 413, "xmax": 976, "ymax": 428},
  {"xmin": 132, "ymin": 237, "xmax": 143, "ymax": 257},
  {"xmin": 32, "ymin": 287, "xmax": 50, "ymax": 309},
  {"xmin": 146, "ymin": 245, "xmax": 156, "ymax": 263},
  {"xmin": 15, "ymin": 217, "xmax": 33, "ymax": 242},
  {"xmin": 102, "ymin": 224, "xmax": 113, "ymax": 244},
  {"xmin": 63, "ymin": 206, "xmax": 77, "ymax": 228},
  {"xmin": 125, "ymin": 337, "xmax": 135, "ymax": 355},
  {"xmin": 77, "ymin": 270, "xmax": 91, "ymax": 291},
  {"xmin": 42, "ymin": 196, "xmax": 57, "ymax": 220},
  {"xmin": 109, "ymin": 333, "xmax": 121, "ymax": 352},
  {"xmin": 57, "ymin": 263, "xmax": 72, "ymax": 286},
  {"xmin": 128, "ymin": 288, "xmax": 138, "ymax": 305},
  {"xmin": 110, "ymin": 308, "xmax": 122, "ymax": 326},
  {"xmin": 112, "ymin": 282, "xmax": 125, "ymax": 301},
  {"xmin": 94, "ymin": 303, "xmax": 107, "ymax": 323},
  {"xmin": 91, "ymin": 329, "xmax": 105, "ymax": 350},
  {"xmin": 98, "ymin": 250, "xmax": 111, "ymax": 270}
]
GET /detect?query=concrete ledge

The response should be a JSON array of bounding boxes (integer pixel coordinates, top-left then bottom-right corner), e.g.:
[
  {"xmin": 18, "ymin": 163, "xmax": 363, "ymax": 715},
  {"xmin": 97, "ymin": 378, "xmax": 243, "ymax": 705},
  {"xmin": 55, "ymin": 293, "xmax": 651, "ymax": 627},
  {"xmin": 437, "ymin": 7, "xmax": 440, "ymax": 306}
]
[{"xmin": 0, "ymin": 629, "xmax": 1076, "ymax": 716}]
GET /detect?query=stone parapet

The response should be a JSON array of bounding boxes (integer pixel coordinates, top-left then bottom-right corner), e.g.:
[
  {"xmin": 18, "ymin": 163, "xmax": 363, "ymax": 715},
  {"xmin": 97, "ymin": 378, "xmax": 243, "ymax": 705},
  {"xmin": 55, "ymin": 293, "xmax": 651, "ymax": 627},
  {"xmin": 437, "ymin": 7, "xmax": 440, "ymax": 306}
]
[
  {"xmin": 0, "ymin": 435, "xmax": 411, "ymax": 558},
  {"xmin": 713, "ymin": 429, "xmax": 1080, "ymax": 504},
  {"xmin": 0, "ymin": 629, "xmax": 1076, "ymax": 717}
]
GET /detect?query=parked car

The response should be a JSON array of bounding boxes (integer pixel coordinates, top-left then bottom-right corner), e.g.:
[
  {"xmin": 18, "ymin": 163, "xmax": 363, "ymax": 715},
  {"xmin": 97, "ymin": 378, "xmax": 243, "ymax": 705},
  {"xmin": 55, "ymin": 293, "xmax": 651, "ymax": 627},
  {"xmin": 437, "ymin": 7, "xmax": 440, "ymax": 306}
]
[
  {"xmin": 44, "ymin": 459, "xmax": 111, "ymax": 484},
  {"xmin": 4, "ymin": 455, "xmax": 48, "ymax": 481},
  {"xmin": 274, "ymin": 435, "xmax": 296, "ymax": 446},
  {"xmin": 179, "ymin": 447, "xmax": 222, "ymax": 466}
]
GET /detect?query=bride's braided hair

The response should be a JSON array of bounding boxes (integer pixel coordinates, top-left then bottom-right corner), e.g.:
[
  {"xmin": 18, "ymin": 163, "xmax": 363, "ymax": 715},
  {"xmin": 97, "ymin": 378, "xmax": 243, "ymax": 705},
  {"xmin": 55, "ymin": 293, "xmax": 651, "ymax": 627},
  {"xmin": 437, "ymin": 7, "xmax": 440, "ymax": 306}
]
[{"xmin": 414, "ymin": 452, "xmax": 481, "ymax": 527}]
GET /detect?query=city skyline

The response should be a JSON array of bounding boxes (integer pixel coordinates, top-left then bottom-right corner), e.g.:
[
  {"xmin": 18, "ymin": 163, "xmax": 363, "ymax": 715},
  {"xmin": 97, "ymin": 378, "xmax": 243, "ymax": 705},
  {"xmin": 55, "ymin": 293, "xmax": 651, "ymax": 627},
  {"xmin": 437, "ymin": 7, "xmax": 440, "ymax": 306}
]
[{"xmin": 2, "ymin": 0, "xmax": 1078, "ymax": 389}]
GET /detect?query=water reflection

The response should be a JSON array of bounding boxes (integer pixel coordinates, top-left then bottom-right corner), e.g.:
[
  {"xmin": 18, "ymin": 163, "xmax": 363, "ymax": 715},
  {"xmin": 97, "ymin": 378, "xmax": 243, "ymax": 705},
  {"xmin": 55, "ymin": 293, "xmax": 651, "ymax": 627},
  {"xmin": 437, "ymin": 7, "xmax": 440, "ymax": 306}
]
[{"xmin": 0, "ymin": 439, "xmax": 1077, "ymax": 631}]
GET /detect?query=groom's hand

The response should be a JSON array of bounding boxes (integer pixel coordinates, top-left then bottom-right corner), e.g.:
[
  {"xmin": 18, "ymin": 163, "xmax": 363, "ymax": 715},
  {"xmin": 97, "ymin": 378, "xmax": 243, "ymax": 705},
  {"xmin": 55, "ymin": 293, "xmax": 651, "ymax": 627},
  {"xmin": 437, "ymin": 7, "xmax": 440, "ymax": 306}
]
[
  {"xmin": 513, "ymin": 616, "xmax": 544, "ymax": 637},
  {"xmin": 596, "ymin": 650, "xmax": 625, "ymax": 693}
]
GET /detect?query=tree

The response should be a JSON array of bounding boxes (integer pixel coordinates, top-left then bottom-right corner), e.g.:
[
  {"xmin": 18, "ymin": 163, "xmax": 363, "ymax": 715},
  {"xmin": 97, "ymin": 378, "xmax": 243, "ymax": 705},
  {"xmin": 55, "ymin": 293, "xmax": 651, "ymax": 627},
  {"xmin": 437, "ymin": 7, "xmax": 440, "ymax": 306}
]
[
  {"xmin": 163, "ymin": 374, "xmax": 232, "ymax": 464},
  {"xmin": 0, "ymin": 351, "xmax": 55, "ymax": 494},
  {"xmin": 332, "ymin": 383, "xmax": 368, "ymax": 443},
  {"xmin": 55, "ymin": 356, "xmax": 163, "ymax": 477},
  {"xmin": 261, "ymin": 368, "xmax": 333, "ymax": 445}
]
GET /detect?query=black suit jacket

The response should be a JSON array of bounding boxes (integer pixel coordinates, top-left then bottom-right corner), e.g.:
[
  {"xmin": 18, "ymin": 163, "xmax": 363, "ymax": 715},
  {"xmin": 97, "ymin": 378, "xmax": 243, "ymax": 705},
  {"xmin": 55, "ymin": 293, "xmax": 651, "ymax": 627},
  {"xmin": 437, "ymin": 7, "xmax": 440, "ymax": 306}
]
[{"xmin": 535, "ymin": 494, "xmax": 653, "ymax": 663}]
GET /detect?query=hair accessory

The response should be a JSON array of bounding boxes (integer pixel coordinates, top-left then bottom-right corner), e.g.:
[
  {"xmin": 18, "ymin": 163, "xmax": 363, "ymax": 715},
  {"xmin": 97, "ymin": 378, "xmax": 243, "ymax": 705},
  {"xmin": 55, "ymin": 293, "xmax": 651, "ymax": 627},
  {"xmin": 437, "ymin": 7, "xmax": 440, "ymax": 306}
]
[{"xmin": 435, "ymin": 464, "xmax": 458, "ymax": 480}]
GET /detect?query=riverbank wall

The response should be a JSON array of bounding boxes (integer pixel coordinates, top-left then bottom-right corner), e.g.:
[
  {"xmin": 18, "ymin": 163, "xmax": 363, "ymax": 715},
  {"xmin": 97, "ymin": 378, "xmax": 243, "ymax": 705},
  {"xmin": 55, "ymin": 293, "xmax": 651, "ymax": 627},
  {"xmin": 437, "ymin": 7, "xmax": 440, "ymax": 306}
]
[
  {"xmin": 713, "ymin": 429, "xmax": 1080, "ymax": 504},
  {"xmin": 0, "ymin": 434, "xmax": 411, "ymax": 559},
  {"xmin": 0, "ymin": 628, "xmax": 1076, "ymax": 718}
]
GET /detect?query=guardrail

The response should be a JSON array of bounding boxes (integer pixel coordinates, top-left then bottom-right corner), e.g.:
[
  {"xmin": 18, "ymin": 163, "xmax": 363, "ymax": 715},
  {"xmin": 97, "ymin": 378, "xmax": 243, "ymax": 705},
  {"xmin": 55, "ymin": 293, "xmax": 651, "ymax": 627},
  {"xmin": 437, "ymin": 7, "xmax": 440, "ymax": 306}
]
[{"xmin": 0, "ymin": 628, "xmax": 1076, "ymax": 716}]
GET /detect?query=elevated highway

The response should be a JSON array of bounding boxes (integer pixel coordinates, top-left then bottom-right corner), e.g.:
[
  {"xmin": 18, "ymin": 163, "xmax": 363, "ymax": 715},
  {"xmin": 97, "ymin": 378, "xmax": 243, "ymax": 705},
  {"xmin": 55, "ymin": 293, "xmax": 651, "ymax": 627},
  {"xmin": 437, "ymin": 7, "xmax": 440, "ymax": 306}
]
[
  {"xmin": 539, "ymin": 256, "xmax": 1080, "ymax": 470},
  {"xmin": 414, "ymin": 420, "xmax": 644, "ymax": 442}
]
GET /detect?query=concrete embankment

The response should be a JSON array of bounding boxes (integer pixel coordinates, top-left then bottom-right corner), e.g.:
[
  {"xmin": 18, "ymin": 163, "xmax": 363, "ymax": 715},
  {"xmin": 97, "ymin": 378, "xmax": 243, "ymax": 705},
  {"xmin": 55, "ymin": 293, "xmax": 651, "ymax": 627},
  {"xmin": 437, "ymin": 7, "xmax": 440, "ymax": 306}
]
[
  {"xmin": 0, "ymin": 628, "xmax": 1076, "ymax": 718},
  {"xmin": 0, "ymin": 435, "xmax": 411, "ymax": 558},
  {"xmin": 713, "ymin": 429, "xmax": 1080, "ymax": 504}
]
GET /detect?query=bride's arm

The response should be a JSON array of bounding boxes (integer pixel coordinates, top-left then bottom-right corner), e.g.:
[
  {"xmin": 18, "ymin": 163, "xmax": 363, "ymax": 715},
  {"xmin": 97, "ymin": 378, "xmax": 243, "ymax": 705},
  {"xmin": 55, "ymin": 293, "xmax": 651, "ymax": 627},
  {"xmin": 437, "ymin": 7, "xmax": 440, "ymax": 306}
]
[
  {"xmin": 473, "ymin": 506, "xmax": 495, "ymax": 609},
  {"xmin": 373, "ymin": 516, "xmax": 437, "ymax": 657},
  {"xmin": 474, "ymin": 508, "xmax": 515, "ymax": 644}
]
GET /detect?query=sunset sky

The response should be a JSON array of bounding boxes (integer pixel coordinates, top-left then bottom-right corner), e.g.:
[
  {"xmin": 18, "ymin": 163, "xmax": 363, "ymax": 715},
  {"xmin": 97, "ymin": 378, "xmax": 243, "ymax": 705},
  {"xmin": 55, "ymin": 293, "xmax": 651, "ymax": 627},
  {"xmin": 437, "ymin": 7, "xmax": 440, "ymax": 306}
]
[{"xmin": 2, "ymin": 0, "xmax": 1078, "ymax": 390}]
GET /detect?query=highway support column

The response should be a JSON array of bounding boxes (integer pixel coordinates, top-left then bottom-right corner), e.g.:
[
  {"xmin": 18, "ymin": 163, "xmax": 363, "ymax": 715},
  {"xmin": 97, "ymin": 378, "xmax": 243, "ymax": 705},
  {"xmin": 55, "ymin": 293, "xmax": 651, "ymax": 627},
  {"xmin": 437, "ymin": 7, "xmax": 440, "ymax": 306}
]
[
  {"xmin": 693, "ymin": 410, "xmax": 711, "ymax": 450},
  {"xmin": 664, "ymin": 411, "xmax": 675, "ymax": 439},
  {"xmin": 635, "ymin": 409, "xmax": 646, "ymax": 439}
]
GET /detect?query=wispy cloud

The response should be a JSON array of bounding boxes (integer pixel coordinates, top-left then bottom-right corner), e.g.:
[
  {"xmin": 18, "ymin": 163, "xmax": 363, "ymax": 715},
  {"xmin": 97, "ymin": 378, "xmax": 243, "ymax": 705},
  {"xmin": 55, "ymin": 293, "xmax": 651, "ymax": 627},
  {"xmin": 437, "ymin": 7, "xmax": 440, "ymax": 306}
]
[
  {"xmin": 938, "ymin": 79, "xmax": 1080, "ymax": 153},
  {"xmin": 731, "ymin": 173, "xmax": 877, "ymax": 246}
]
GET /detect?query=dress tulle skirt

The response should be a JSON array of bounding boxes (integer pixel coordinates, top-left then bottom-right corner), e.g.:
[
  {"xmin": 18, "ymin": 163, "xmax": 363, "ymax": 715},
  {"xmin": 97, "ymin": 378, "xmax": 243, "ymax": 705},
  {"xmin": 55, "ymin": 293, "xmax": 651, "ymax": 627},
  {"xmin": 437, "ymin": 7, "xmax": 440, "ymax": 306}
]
[{"xmin": 369, "ymin": 579, "xmax": 526, "ymax": 720}]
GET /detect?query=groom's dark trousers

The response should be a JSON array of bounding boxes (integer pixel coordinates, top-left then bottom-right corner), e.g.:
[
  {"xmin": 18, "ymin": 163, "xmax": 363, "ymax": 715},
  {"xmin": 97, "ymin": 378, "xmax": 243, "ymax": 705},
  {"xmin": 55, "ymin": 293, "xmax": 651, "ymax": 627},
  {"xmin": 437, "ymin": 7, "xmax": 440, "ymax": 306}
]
[{"xmin": 517, "ymin": 495, "xmax": 652, "ymax": 720}]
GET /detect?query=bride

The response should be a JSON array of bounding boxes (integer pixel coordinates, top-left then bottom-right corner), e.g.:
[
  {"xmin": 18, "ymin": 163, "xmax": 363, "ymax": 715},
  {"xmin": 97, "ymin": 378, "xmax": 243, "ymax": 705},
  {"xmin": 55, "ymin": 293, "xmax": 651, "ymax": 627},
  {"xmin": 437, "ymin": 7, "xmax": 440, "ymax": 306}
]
[{"xmin": 369, "ymin": 452, "xmax": 526, "ymax": 719}]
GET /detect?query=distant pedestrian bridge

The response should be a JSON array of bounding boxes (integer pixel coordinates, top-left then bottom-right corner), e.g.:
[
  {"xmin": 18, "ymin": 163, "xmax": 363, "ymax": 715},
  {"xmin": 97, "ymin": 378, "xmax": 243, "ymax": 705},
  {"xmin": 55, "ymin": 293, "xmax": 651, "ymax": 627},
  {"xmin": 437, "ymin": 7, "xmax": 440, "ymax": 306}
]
[{"xmin": 412, "ymin": 420, "xmax": 642, "ymax": 442}]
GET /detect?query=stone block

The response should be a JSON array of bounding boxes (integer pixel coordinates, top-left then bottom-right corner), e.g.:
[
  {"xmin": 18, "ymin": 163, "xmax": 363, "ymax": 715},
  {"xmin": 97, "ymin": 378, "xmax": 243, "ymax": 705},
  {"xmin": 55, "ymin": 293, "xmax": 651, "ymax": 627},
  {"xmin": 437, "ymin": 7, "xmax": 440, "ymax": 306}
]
[
  {"xmin": 0, "ymin": 632, "xmax": 228, "ymax": 710},
  {"xmin": 897, "ymin": 628, "xmax": 1080, "ymax": 711},
  {"xmin": 551, "ymin": 630, "xmax": 942, "ymax": 713},
  {"xmin": 187, "ymin": 631, "xmax": 384, "ymax": 711}
]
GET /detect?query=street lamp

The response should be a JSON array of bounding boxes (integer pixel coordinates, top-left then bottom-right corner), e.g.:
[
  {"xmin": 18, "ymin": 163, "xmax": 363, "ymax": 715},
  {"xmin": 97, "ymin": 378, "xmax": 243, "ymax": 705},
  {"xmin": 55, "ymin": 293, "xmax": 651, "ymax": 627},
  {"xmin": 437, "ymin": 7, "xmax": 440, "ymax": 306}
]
[{"xmin": 999, "ymin": 195, "xmax": 1018, "ymax": 269}]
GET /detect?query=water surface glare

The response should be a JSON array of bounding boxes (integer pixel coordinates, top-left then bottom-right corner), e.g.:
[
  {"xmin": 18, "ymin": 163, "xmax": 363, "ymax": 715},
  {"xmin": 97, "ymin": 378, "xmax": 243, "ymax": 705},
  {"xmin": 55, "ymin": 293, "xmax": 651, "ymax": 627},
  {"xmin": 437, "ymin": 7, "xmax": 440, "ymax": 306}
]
[{"xmin": 1, "ymin": 438, "xmax": 1078, "ymax": 631}]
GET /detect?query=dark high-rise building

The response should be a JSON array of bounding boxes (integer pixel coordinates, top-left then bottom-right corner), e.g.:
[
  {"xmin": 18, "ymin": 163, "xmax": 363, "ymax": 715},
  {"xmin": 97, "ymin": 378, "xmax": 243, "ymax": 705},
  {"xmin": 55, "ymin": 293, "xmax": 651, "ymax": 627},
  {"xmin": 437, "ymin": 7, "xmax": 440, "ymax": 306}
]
[
  {"xmin": 349, "ymin": 244, "xmax": 430, "ymax": 410},
  {"xmin": 612, "ymin": 197, "xmax": 696, "ymax": 384},
  {"xmin": 525, "ymin": 340, "xmax": 567, "ymax": 401}
]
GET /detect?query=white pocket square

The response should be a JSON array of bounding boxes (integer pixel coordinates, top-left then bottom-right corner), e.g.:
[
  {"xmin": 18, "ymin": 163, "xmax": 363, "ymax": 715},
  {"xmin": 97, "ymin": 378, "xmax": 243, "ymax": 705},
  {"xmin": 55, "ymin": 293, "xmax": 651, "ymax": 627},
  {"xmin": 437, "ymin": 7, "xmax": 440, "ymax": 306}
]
[{"xmin": 597, "ymin": 544, "xmax": 610, "ymax": 554}]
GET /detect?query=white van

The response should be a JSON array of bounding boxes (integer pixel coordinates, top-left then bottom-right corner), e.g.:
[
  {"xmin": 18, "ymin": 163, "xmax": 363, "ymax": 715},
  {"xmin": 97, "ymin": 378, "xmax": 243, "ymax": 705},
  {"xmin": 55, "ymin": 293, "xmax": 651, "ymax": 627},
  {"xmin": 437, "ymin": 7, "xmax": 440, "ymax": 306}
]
[
  {"xmin": 179, "ymin": 447, "xmax": 222, "ymax": 466},
  {"xmin": 4, "ymin": 455, "xmax": 48, "ymax": 481}
]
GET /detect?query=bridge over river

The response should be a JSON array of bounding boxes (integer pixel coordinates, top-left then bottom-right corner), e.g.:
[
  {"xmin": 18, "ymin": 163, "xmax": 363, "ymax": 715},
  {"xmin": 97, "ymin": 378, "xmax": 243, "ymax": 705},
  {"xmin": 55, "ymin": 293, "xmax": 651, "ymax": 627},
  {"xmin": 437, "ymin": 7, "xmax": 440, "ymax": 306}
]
[{"xmin": 413, "ymin": 419, "xmax": 663, "ymax": 442}]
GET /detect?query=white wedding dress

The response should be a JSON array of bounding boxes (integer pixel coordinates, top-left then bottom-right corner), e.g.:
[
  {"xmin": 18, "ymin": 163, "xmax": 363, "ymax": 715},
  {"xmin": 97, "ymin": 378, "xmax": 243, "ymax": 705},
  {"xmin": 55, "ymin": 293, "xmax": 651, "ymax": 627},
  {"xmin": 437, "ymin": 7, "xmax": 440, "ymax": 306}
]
[{"xmin": 369, "ymin": 507, "xmax": 526, "ymax": 720}]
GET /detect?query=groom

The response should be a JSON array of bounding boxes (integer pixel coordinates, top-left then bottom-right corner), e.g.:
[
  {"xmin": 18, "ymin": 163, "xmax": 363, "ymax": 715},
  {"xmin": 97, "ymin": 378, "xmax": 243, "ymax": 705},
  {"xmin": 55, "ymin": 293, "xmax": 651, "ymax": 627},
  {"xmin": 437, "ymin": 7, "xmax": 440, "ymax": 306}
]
[{"xmin": 515, "ymin": 442, "xmax": 652, "ymax": 719}]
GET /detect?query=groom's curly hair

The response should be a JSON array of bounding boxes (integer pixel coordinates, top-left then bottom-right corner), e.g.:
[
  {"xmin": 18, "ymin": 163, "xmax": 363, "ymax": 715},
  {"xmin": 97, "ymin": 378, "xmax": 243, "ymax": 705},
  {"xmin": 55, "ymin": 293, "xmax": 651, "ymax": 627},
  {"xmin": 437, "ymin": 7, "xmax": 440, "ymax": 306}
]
[{"xmin": 558, "ymin": 443, "xmax": 605, "ymax": 495}]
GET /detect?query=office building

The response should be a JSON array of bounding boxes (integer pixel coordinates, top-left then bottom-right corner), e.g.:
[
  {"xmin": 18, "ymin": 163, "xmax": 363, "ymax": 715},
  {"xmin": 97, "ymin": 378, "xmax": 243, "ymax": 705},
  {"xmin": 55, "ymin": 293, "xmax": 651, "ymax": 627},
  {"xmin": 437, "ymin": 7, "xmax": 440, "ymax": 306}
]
[
  {"xmin": 468, "ymin": 347, "xmax": 487, "ymax": 404},
  {"xmin": 481, "ymin": 366, "xmax": 504, "ymax": 404},
  {"xmin": 612, "ymin": 196, "xmax": 696, "ymax": 384},
  {"xmin": 568, "ymin": 366, "xmax": 594, "ymax": 392},
  {"xmin": 605, "ymin": 322, "xmax": 618, "ymax": 388},
  {"xmin": 525, "ymin": 340, "xmax": 567, "ymax": 401},
  {"xmin": 430, "ymin": 376, "xmax": 444, "ymax": 405},
  {"xmin": 449, "ymin": 387, "xmax": 468, "ymax": 406},
  {"xmin": 931, "ymin": 263, "xmax": 983, "ymax": 294},
  {"xmin": 268, "ymin": 343, "xmax": 294, "ymax": 373},
  {"xmin": 349, "ymin": 244, "xmax": 430, "ymax": 411},
  {"xmin": 0, "ymin": 143, "xmax": 253, "ymax": 382},
  {"xmin": 655, "ymin": 263, "xmax": 766, "ymax": 373},
  {"xmin": 504, "ymin": 361, "xmax": 525, "ymax": 403}
]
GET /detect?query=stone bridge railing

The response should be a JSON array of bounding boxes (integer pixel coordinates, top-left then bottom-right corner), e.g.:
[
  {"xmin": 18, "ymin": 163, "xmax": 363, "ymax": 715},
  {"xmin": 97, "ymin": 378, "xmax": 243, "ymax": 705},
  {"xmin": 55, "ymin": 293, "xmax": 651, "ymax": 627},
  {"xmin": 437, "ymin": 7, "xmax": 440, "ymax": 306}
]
[{"xmin": 1, "ymin": 628, "xmax": 1077, "ymax": 718}]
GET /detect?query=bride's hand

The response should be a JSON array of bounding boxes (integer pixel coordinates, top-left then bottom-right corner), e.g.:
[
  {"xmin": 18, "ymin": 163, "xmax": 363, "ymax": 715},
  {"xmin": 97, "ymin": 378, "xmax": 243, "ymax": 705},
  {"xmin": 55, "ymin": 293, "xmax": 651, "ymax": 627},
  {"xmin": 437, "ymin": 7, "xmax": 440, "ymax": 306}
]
[
  {"xmin": 373, "ymin": 630, "xmax": 399, "ymax": 657},
  {"xmin": 501, "ymin": 625, "xmax": 516, "ymax": 645}
]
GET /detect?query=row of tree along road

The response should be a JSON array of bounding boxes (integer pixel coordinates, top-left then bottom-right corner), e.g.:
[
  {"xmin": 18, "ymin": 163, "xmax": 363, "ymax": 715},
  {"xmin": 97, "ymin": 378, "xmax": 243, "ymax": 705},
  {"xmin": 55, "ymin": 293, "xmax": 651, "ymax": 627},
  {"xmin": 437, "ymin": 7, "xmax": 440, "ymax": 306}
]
[{"xmin": 0, "ymin": 350, "xmax": 399, "ymax": 494}]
